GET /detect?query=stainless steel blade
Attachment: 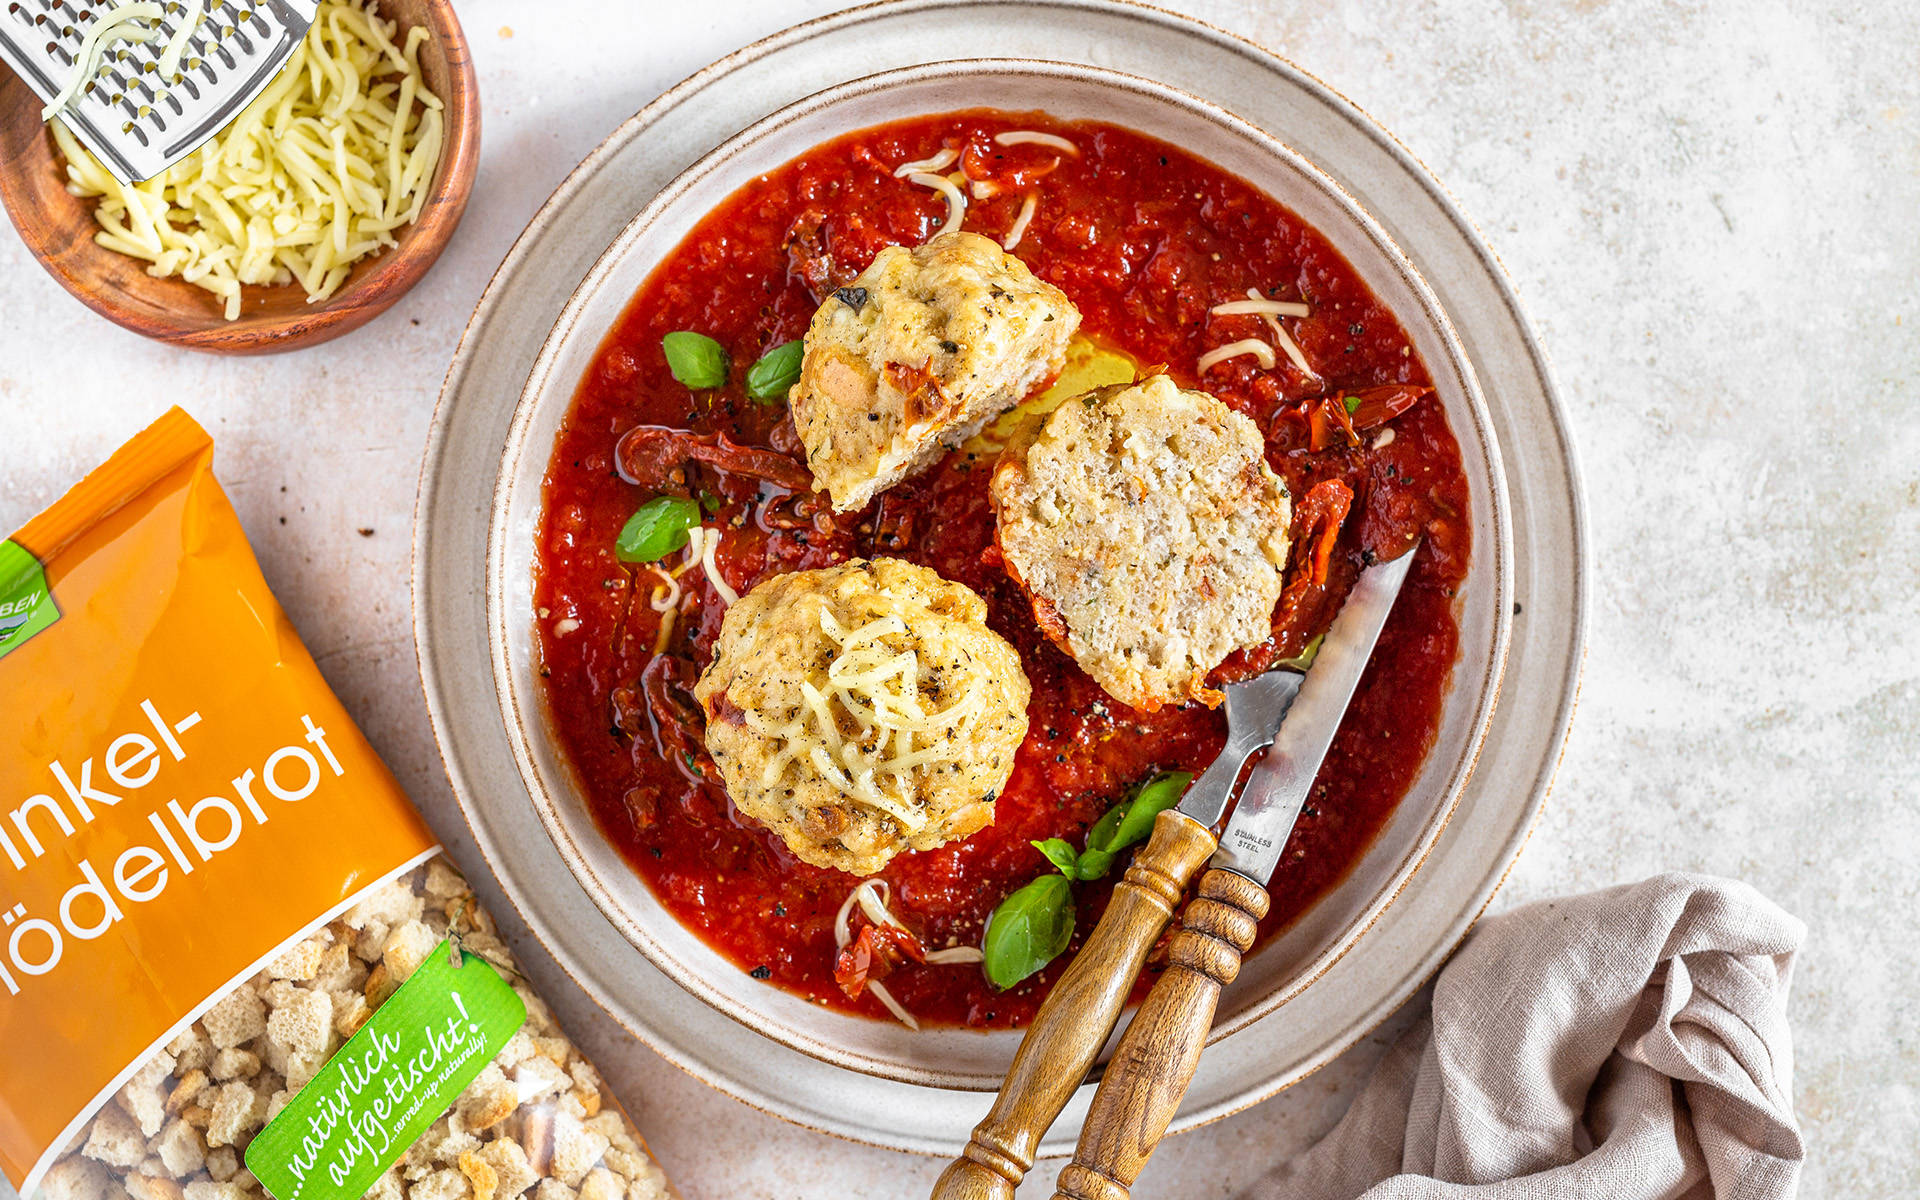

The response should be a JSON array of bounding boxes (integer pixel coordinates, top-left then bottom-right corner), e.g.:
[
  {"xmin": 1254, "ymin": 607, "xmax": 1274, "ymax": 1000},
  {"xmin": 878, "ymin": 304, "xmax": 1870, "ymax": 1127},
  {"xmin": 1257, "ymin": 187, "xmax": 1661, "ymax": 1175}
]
[
  {"xmin": 1175, "ymin": 669, "xmax": 1303, "ymax": 828},
  {"xmin": 1213, "ymin": 547, "xmax": 1417, "ymax": 882}
]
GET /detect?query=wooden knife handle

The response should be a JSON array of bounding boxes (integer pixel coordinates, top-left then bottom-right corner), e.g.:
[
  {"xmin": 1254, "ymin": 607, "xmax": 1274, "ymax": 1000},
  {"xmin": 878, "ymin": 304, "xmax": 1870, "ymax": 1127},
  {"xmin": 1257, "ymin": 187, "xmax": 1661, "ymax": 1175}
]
[
  {"xmin": 928, "ymin": 810, "xmax": 1218, "ymax": 1200},
  {"xmin": 1050, "ymin": 868, "xmax": 1270, "ymax": 1200}
]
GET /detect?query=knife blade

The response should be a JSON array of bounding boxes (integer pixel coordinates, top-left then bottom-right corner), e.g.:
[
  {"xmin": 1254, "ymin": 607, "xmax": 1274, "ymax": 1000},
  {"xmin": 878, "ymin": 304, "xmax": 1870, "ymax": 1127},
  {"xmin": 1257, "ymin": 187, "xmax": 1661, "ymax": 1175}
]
[{"xmin": 1213, "ymin": 545, "xmax": 1416, "ymax": 880}]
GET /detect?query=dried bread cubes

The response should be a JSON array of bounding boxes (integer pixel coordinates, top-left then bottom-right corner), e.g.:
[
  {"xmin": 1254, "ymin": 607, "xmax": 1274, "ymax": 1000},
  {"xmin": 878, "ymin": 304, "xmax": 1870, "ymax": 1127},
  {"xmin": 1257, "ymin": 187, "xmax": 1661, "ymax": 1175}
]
[
  {"xmin": 991, "ymin": 374, "xmax": 1293, "ymax": 711},
  {"xmin": 789, "ymin": 230, "xmax": 1079, "ymax": 511},
  {"xmin": 694, "ymin": 559, "xmax": 1030, "ymax": 875},
  {"xmin": 39, "ymin": 861, "xmax": 670, "ymax": 1200}
]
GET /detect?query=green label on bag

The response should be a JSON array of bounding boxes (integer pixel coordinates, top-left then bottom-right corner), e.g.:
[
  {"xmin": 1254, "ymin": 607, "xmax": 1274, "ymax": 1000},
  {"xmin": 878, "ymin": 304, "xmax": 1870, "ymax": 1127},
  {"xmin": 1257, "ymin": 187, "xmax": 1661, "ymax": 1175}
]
[
  {"xmin": 246, "ymin": 939, "xmax": 526, "ymax": 1200},
  {"xmin": 0, "ymin": 540, "xmax": 59, "ymax": 659}
]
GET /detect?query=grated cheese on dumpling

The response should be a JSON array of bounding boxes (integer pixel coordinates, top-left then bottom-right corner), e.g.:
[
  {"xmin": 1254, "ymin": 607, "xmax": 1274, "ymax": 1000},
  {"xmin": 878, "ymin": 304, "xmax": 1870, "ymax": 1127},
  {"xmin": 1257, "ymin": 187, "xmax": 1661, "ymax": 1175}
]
[{"xmin": 695, "ymin": 558, "xmax": 1030, "ymax": 876}]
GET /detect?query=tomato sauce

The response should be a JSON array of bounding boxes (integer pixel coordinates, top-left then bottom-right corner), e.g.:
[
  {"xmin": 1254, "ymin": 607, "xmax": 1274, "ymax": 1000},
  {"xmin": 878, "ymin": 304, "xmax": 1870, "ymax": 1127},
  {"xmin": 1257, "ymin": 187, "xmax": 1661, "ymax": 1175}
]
[{"xmin": 533, "ymin": 111, "xmax": 1471, "ymax": 1028}]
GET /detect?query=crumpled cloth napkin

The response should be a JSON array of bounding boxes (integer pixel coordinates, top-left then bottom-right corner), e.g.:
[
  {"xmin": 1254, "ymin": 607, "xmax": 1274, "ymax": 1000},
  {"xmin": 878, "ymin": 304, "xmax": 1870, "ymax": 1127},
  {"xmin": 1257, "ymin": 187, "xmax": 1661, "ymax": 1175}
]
[{"xmin": 1242, "ymin": 873, "xmax": 1806, "ymax": 1200}]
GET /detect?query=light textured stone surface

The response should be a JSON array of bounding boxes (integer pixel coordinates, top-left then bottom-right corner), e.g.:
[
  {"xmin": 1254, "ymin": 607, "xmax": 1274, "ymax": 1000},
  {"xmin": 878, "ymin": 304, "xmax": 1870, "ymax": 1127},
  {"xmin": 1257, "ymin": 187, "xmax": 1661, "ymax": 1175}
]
[{"xmin": 2, "ymin": 2, "xmax": 1914, "ymax": 1196}]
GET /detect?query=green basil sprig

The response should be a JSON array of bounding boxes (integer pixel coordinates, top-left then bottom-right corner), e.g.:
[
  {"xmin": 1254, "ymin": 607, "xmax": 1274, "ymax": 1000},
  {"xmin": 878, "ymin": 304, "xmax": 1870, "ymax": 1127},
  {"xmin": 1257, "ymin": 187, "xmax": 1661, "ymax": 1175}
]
[
  {"xmin": 616, "ymin": 496, "xmax": 702, "ymax": 562},
  {"xmin": 981, "ymin": 874, "xmax": 1075, "ymax": 990},
  {"xmin": 662, "ymin": 331, "xmax": 730, "ymax": 389},
  {"xmin": 979, "ymin": 769, "xmax": 1194, "ymax": 989},
  {"xmin": 745, "ymin": 340, "xmax": 805, "ymax": 403}
]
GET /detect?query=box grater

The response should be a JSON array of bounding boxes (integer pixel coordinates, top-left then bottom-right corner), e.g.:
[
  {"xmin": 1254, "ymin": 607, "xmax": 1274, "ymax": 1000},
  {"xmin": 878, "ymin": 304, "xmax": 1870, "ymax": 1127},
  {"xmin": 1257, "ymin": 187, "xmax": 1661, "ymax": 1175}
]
[{"xmin": 0, "ymin": 0, "xmax": 319, "ymax": 184}]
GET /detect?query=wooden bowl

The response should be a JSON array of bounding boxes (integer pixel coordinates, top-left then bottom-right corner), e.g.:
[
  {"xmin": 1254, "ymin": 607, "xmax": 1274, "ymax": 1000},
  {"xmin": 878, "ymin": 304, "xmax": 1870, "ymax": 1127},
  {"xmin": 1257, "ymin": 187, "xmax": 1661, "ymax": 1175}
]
[{"xmin": 0, "ymin": 0, "xmax": 479, "ymax": 355}]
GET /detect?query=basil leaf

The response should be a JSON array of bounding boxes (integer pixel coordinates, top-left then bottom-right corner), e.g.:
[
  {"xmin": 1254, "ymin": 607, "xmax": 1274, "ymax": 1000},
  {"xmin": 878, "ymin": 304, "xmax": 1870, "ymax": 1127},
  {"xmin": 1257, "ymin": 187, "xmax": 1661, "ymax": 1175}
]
[
  {"xmin": 745, "ymin": 340, "xmax": 805, "ymax": 403},
  {"xmin": 1033, "ymin": 837, "xmax": 1083, "ymax": 879},
  {"xmin": 1105, "ymin": 771, "xmax": 1193, "ymax": 855},
  {"xmin": 1343, "ymin": 394, "xmax": 1363, "ymax": 414},
  {"xmin": 1083, "ymin": 804, "xmax": 1127, "ymax": 856},
  {"xmin": 662, "ymin": 331, "xmax": 730, "ymax": 389},
  {"xmin": 616, "ymin": 496, "xmax": 702, "ymax": 563},
  {"xmin": 1074, "ymin": 847, "xmax": 1116, "ymax": 880},
  {"xmin": 982, "ymin": 873, "xmax": 1076, "ymax": 989}
]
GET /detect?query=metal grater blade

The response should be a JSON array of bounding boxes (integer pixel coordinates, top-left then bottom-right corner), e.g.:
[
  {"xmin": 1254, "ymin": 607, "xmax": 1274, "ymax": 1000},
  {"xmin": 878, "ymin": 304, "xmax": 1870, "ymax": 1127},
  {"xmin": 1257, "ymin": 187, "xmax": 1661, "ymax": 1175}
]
[{"xmin": 0, "ymin": 0, "xmax": 319, "ymax": 184}]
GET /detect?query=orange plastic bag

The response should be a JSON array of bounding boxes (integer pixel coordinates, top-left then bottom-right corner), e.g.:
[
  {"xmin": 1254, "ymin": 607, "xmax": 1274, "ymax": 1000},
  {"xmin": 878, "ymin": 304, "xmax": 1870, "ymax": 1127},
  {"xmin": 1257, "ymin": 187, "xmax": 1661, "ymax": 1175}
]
[{"xmin": 0, "ymin": 411, "xmax": 671, "ymax": 1200}]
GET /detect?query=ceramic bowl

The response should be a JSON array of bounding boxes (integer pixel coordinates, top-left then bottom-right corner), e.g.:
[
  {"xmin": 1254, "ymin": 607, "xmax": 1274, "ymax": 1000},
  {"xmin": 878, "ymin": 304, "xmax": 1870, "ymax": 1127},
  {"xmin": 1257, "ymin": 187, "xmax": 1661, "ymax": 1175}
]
[
  {"xmin": 0, "ymin": 0, "xmax": 479, "ymax": 355},
  {"xmin": 486, "ymin": 59, "xmax": 1512, "ymax": 1090}
]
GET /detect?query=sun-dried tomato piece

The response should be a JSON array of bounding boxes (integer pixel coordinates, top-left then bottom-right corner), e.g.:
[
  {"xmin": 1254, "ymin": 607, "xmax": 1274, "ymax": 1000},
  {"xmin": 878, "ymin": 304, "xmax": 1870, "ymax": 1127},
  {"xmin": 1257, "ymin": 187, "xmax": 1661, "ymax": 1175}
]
[
  {"xmin": 1344, "ymin": 384, "xmax": 1429, "ymax": 431},
  {"xmin": 1295, "ymin": 477, "xmax": 1354, "ymax": 588},
  {"xmin": 833, "ymin": 921, "xmax": 928, "ymax": 999},
  {"xmin": 1264, "ymin": 478, "xmax": 1356, "ymax": 659},
  {"xmin": 883, "ymin": 360, "xmax": 963, "ymax": 427},
  {"xmin": 615, "ymin": 424, "xmax": 813, "ymax": 492}
]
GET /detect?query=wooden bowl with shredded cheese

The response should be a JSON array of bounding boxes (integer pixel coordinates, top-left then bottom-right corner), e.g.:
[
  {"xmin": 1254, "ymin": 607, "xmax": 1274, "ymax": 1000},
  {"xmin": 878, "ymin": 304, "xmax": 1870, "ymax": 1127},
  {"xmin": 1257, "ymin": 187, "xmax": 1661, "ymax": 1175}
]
[{"xmin": 0, "ymin": 0, "xmax": 478, "ymax": 354}]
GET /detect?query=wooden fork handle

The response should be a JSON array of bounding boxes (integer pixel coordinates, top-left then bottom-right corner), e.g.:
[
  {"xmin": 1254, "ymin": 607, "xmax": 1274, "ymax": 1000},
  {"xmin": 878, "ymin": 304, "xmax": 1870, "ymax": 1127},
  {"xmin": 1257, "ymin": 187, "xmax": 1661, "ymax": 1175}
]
[
  {"xmin": 928, "ymin": 810, "xmax": 1218, "ymax": 1200},
  {"xmin": 1051, "ymin": 868, "xmax": 1270, "ymax": 1200}
]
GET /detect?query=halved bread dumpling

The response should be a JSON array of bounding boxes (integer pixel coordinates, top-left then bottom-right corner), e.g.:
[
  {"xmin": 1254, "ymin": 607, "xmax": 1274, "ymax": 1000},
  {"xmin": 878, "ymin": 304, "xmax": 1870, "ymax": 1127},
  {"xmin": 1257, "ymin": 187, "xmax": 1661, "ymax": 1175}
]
[
  {"xmin": 790, "ymin": 230, "xmax": 1079, "ymax": 512},
  {"xmin": 990, "ymin": 374, "xmax": 1292, "ymax": 711}
]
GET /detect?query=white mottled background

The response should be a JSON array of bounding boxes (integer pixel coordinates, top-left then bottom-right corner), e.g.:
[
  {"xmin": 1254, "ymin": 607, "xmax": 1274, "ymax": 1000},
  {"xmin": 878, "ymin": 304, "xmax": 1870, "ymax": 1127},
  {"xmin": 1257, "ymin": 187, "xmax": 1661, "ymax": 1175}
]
[{"xmin": 2, "ymin": 1, "xmax": 1915, "ymax": 1196}]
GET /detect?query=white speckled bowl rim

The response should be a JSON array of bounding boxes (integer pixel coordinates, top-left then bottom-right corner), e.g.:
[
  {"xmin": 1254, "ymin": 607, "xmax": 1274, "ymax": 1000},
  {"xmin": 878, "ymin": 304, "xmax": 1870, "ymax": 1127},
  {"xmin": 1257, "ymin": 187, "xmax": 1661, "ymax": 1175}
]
[
  {"xmin": 415, "ymin": 0, "xmax": 1586, "ymax": 1156},
  {"xmin": 489, "ymin": 58, "xmax": 1509, "ymax": 1090}
]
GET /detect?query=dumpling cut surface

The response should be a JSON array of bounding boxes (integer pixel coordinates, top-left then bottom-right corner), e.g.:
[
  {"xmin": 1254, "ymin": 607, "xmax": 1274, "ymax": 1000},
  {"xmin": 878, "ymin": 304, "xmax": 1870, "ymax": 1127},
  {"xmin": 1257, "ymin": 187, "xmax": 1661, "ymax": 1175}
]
[
  {"xmin": 692, "ymin": 558, "xmax": 1032, "ymax": 876},
  {"xmin": 790, "ymin": 230, "xmax": 1080, "ymax": 512},
  {"xmin": 990, "ymin": 374, "xmax": 1293, "ymax": 712}
]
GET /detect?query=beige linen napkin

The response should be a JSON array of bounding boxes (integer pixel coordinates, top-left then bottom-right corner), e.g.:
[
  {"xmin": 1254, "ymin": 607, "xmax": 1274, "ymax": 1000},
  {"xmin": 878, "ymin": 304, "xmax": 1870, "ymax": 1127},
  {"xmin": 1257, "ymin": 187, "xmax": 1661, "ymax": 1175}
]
[{"xmin": 1243, "ymin": 874, "xmax": 1805, "ymax": 1200}]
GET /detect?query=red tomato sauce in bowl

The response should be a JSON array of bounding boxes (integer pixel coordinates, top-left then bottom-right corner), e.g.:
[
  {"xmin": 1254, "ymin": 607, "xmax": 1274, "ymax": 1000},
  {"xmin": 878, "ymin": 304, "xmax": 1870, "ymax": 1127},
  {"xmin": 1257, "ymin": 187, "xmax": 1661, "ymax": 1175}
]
[{"xmin": 532, "ymin": 110, "xmax": 1471, "ymax": 1029}]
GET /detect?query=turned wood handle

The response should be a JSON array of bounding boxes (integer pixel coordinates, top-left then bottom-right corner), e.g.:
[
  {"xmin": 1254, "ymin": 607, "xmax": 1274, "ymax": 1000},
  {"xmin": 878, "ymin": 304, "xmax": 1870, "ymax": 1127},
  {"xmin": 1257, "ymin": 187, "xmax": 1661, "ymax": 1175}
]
[
  {"xmin": 1051, "ymin": 868, "xmax": 1270, "ymax": 1200},
  {"xmin": 928, "ymin": 810, "xmax": 1218, "ymax": 1200}
]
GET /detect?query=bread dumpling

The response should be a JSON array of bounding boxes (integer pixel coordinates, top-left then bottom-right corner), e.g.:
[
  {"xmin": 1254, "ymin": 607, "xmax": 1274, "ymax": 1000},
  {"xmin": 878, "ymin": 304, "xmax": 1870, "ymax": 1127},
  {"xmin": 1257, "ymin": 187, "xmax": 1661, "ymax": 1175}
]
[
  {"xmin": 990, "ymin": 374, "xmax": 1292, "ymax": 711},
  {"xmin": 693, "ymin": 558, "xmax": 1031, "ymax": 876},
  {"xmin": 789, "ymin": 230, "xmax": 1079, "ymax": 512}
]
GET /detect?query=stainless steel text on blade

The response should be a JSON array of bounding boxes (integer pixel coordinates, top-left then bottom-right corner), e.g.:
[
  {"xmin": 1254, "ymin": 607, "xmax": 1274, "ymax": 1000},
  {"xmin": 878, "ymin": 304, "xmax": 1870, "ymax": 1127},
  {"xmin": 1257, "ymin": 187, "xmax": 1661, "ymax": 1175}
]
[{"xmin": 1212, "ymin": 548, "xmax": 1417, "ymax": 882}]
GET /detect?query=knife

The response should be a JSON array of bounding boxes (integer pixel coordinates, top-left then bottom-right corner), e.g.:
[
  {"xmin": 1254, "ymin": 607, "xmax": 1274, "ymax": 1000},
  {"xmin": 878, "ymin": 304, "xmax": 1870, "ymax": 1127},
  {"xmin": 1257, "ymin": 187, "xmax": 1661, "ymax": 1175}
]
[
  {"xmin": 1050, "ymin": 548, "xmax": 1416, "ymax": 1200},
  {"xmin": 930, "ymin": 547, "xmax": 1416, "ymax": 1200}
]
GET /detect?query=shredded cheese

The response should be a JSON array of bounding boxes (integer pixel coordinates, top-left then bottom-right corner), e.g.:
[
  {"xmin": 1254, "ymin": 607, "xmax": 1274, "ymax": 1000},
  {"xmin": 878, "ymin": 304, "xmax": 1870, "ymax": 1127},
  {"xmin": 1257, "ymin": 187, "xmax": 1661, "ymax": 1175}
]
[
  {"xmin": 49, "ymin": 0, "xmax": 445, "ymax": 320},
  {"xmin": 1197, "ymin": 338, "xmax": 1277, "ymax": 373},
  {"xmin": 994, "ymin": 130, "xmax": 1080, "ymax": 156},
  {"xmin": 893, "ymin": 147, "xmax": 958, "ymax": 177},
  {"xmin": 867, "ymin": 981, "xmax": 919, "ymax": 1030},
  {"xmin": 40, "ymin": 1, "xmax": 165, "ymax": 121},
  {"xmin": 646, "ymin": 565, "xmax": 682, "ymax": 655},
  {"xmin": 688, "ymin": 526, "xmax": 738, "ymax": 606},
  {"xmin": 1238, "ymin": 287, "xmax": 1317, "ymax": 377},
  {"xmin": 907, "ymin": 171, "xmax": 967, "ymax": 238},
  {"xmin": 156, "ymin": 0, "xmax": 206, "ymax": 79},
  {"xmin": 831, "ymin": 879, "xmax": 981, "ymax": 1030},
  {"xmin": 834, "ymin": 880, "xmax": 891, "ymax": 949},
  {"xmin": 1211, "ymin": 298, "xmax": 1312, "ymax": 319},
  {"xmin": 924, "ymin": 946, "xmax": 985, "ymax": 964},
  {"xmin": 1002, "ymin": 194, "xmax": 1038, "ymax": 251},
  {"xmin": 646, "ymin": 566, "xmax": 682, "ymax": 614},
  {"xmin": 742, "ymin": 601, "xmax": 986, "ymax": 835}
]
